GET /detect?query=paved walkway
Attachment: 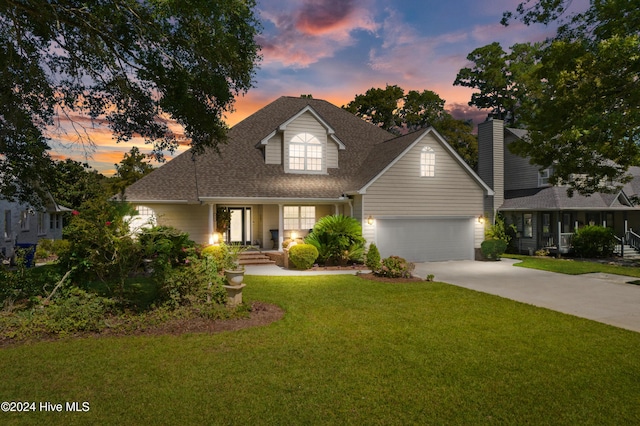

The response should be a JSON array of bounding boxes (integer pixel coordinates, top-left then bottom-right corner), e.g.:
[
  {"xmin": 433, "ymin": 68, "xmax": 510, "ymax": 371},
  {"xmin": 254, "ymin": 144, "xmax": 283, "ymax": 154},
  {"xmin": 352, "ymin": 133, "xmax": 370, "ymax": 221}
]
[
  {"xmin": 413, "ymin": 259, "xmax": 640, "ymax": 333},
  {"xmin": 246, "ymin": 260, "xmax": 640, "ymax": 333}
]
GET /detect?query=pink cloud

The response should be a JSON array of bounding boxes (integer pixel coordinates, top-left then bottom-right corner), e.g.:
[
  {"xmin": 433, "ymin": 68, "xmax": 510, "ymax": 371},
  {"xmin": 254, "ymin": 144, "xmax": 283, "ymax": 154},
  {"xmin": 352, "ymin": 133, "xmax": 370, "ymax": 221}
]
[{"xmin": 258, "ymin": 0, "xmax": 377, "ymax": 68}]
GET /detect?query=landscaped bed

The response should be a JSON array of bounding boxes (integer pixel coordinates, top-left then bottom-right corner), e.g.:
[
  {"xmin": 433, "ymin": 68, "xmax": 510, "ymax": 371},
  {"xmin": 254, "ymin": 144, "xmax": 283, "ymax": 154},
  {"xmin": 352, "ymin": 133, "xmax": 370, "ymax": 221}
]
[{"xmin": 2, "ymin": 274, "xmax": 639, "ymax": 425}]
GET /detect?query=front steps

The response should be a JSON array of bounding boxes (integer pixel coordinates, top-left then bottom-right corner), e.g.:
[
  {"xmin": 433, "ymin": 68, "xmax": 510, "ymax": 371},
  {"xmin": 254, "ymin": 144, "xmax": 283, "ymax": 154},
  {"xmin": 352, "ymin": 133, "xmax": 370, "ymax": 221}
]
[
  {"xmin": 620, "ymin": 244, "xmax": 640, "ymax": 260},
  {"xmin": 238, "ymin": 251, "xmax": 276, "ymax": 266}
]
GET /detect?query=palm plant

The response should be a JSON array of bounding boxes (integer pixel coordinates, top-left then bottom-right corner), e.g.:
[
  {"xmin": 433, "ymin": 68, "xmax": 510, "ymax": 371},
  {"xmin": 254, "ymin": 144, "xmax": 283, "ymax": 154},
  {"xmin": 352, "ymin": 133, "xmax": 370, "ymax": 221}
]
[{"xmin": 305, "ymin": 215, "xmax": 365, "ymax": 265}]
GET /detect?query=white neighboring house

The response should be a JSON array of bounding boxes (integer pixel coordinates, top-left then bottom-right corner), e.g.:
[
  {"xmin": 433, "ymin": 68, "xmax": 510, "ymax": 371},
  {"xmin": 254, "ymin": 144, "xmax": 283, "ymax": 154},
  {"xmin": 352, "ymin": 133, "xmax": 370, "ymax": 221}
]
[{"xmin": 0, "ymin": 194, "xmax": 70, "ymax": 261}]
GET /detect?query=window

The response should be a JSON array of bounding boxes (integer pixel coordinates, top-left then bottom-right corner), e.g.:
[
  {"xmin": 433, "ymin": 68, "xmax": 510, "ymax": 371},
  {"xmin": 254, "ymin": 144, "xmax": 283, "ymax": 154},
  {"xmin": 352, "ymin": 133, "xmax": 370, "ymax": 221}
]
[
  {"xmin": 37, "ymin": 212, "xmax": 46, "ymax": 235},
  {"xmin": 20, "ymin": 210, "xmax": 29, "ymax": 231},
  {"xmin": 50, "ymin": 214, "xmax": 61, "ymax": 230},
  {"xmin": 289, "ymin": 133, "xmax": 322, "ymax": 172},
  {"xmin": 542, "ymin": 213, "xmax": 550, "ymax": 234},
  {"xmin": 523, "ymin": 213, "xmax": 533, "ymax": 238},
  {"xmin": 3, "ymin": 210, "xmax": 11, "ymax": 240},
  {"xmin": 284, "ymin": 206, "xmax": 316, "ymax": 230},
  {"xmin": 420, "ymin": 147, "xmax": 435, "ymax": 177},
  {"xmin": 538, "ymin": 168, "xmax": 551, "ymax": 186}
]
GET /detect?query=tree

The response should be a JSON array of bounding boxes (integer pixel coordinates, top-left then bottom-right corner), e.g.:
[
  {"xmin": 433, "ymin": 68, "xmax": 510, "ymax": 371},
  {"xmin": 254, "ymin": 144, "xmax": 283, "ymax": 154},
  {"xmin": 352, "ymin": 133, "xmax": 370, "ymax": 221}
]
[
  {"xmin": 1, "ymin": 0, "xmax": 261, "ymax": 205},
  {"xmin": 453, "ymin": 42, "xmax": 541, "ymax": 126},
  {"xmin": 50, "ymin": 159, "xmax": 109, "ymax": 210},
  {"xmin": 344, "ymin": 86, "xmax": 478, "ymax": 167},
  {"xmin": 500, "ymin": 0, "xmax": 640, "ymax": 195},
  {"xmin": 343, "ymin": 85, "xmax": 405, "ymax": 131},
  {"xmin": 111, "ymin": 147, "xmax": 155, "ymax": 196}
]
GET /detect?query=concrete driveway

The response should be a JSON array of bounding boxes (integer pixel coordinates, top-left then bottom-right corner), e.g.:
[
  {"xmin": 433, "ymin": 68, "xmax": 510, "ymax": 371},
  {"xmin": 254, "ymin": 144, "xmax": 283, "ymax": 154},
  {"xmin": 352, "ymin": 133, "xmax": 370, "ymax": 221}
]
[{"xmin": 413, "ymin": 259, "xmax": 640, "ymax": 333}]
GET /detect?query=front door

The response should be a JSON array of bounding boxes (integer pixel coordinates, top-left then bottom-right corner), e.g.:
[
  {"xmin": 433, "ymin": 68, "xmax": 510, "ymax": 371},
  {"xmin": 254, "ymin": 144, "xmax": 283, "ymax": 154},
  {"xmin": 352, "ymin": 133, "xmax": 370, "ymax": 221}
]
[{"xmin": 228, "ymin": 207, "xmax": 251, "ymax": 245}]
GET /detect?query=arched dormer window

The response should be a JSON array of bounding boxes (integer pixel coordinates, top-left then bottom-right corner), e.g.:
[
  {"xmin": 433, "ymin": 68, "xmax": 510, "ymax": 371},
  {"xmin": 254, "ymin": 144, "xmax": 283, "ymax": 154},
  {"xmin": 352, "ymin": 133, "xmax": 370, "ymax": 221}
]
[
  {"xmin": 420, "ymin": 146, "xmax": 435, "ymax": 177},
  {"xmin": 289, "ymin": 132, "xmax": 322, "ymax": 172}
]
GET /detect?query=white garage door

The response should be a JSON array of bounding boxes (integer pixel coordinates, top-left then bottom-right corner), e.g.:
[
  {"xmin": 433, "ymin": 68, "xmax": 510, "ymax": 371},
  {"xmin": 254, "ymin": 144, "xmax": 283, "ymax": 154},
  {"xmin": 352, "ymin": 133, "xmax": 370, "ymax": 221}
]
[{"xmin": 376, "ymin": 218, "xmax": 474, "ymax": 262}]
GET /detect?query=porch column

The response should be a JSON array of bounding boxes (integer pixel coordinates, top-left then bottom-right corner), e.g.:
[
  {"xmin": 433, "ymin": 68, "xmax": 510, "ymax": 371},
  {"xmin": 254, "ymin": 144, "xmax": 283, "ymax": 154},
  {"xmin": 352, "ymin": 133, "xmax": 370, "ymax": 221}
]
[
  {"xmin": 558, "ymin": 219, "xmax": 562, "ymax": 253},
  {"xmin": 208, "ymin": 203, "xmax": 216, "ymax": 244},
  {"xmin": 334, "ymin": 204, "xmax": 339, "ymax": 215},
  {"xmin": 278, "ymin": 204, "xmax": 284, "ymax": 251}
]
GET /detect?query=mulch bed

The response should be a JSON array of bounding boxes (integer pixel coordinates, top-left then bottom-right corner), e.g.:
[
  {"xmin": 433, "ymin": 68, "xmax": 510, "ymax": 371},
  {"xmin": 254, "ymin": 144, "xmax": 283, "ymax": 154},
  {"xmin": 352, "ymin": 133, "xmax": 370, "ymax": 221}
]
[{"xmin": 1, "ymin": 274, "xmax": 428, "ymax": 348}]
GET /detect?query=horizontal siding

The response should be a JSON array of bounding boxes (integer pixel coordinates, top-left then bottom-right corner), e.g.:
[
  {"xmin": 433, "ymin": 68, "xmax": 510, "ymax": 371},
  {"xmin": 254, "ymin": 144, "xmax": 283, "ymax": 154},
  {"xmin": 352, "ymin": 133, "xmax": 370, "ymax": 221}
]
[
  {"xmin": 364, "ymin": 134, "xmax": 484, "ymax": 216},
  {"xmin": 148, "ymin": 204, "xmax": 210, "ymax": 244},
  {"xmin": 504, "ymin": 133, "xmax": 540, "ymax": 190},
  {"xmin": 327, "ymin": 141, "xmax": 339, "ymax": 169},
  {"xmin": 265, "ymin": 133, "xmax": 282, "ymax": 165}
]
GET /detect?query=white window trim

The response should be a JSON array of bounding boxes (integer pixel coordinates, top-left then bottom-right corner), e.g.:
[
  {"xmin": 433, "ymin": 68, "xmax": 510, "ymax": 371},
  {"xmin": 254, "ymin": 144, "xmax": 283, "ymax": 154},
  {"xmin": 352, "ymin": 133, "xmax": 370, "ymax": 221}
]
[
  {"xmin": 20, "ymin": 210, "xmax": 30, "ymax": 232},
  {"xmin": 538, "ymin": 168, "xmax": 551, "ymax": 187},
  {"xmin": 288, "ymin": 132, "xmax": 324, "ymax": 173},
  {"xmin": 283, "ymin": 206, "xmax": 316, "ymax": 230},
  {"xmin": 37, "ymin": 212, "xmax": 46, "ymax": 235},
  {"xmin": 420, "ymin": 146, "xmax": 435, "ymax": 177}
]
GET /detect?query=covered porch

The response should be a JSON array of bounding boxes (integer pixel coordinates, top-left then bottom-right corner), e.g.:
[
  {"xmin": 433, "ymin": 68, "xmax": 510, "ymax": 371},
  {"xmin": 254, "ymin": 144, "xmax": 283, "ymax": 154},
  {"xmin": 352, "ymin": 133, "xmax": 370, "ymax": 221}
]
[
  {"xmin": 503, "ymin": 209, "xmax": 640, "ymax": 256},
  {"xmin": 198, "ymin": 197, "xmax": 354, "ymax": 251}
]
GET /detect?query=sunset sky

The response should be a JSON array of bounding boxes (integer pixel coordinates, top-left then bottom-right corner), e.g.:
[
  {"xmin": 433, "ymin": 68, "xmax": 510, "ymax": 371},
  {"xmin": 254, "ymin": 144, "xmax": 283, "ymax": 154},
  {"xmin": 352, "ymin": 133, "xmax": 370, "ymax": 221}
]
[{"xmin": 47, "ymin": 0, "xmax": 585, "ymax": 175}]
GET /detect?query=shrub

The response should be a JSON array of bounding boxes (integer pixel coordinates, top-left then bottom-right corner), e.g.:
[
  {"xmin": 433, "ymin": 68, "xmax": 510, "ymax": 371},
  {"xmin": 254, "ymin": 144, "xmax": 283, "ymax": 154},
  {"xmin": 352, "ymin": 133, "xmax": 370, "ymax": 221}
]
[
  {"xmin": 160, "ymin": 256, "xmax": 226, "ymax": 309},
  {"xmin": 305, "ymin": 215, "xmax": 365, "ymax": 265},
  {"xmin": 288, "ymin": 244, "xmax": 319, "ymax": 269},
  {"xmin": 139, "ymin": 225, "xmax": 194, "ymax": 268},
  {"xmin": 365, "ymin": 243, "xmax": 381, "ymax": 272},
  {"xmin": 40, "ymin": 288, "xmax": 117, "ymax": 334},
  {"xmin": 485, "ymin": 215, "xmax": 516, "ymax": 244},
  {"xmin": 572, "ymin": 225, "xmax": 616, "ymax": 258},
  {"xmin": 375, "ymin": 256, "xmax": 415, "ymax": 278},
  {"xmin": 60, "ymin": 198, "xmax": 143, "ymax": 292},
  {"xmin": 201, "ymin": 244, "xmax": 229, "ymax": 269},
  {"xmin": 481, "ymin": 239, "xmax": 508, "ymax": 260}
]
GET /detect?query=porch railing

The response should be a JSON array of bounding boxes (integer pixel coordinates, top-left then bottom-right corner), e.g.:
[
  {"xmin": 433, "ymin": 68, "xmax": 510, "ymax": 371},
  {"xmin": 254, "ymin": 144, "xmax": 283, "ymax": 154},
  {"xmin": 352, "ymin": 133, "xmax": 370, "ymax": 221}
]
[
  {"xmin": 558, "ymin": 233, "xmax": 573, "ymax": 254},
  {"xmin": 626, "ymin": 229, "xmax": 640, "ymax": 252}
]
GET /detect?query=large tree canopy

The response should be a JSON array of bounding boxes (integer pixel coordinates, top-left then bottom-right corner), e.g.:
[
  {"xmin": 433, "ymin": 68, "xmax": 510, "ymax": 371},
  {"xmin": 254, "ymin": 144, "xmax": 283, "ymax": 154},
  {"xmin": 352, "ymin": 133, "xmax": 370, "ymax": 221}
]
[
  {"xmin": 453, "ymin": 42, "xmax": 541, "ymax": 126},
  {"xmin": 343, "ymin": 85, "xmax": 478, "ymax": 168},
  {"xmin": 1, "ymin": 0, "xmax": 261, "ymax": 206},
  {"xmin": 501, "ymin": 0, "xmax": 640, "ymax": 195}
]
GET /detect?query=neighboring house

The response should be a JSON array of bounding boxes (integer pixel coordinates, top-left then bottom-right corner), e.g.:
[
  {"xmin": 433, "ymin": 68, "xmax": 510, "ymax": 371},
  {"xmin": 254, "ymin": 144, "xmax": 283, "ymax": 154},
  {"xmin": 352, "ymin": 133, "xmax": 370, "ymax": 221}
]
[
  {"xmin": 478, "ymin": 119, "xmax": 640, "ymax": 254},
  {"xmin": 1, "ymin": 194, "xmax": 69, "ymax": 260},
  {"xmin": 123, "ymin": 96, "xmax": 492, "ymax": 262}
]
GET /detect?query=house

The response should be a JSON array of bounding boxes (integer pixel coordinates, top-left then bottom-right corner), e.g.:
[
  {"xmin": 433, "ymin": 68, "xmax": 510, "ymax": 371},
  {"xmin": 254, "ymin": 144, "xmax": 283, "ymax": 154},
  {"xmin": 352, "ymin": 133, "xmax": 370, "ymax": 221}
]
[
  {"xmin": 123, "ymin": 96, "xmax": 492, "ymax": 262},
  {"xmin": 478, "ymin": 119, "xmax": 640, "ymax": 254},
  {"xmin": 1, "ymin": 194, "xmax": 68, "ymax": 261}
]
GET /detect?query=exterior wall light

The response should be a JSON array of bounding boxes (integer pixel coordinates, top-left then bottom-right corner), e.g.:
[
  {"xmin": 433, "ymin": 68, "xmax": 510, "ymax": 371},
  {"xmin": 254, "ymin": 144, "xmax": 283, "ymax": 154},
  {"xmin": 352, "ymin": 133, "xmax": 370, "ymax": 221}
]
[
  {"xmin": 478, "ymin": 215, "xmax": 486, "ymax": 224},
  {"xmin": 291, "ymin": 231, "xmax": 298, "ymax": 240},
  {"xmin": 367, "ymin": 215, "xmax": 374, "ymax": 225}
]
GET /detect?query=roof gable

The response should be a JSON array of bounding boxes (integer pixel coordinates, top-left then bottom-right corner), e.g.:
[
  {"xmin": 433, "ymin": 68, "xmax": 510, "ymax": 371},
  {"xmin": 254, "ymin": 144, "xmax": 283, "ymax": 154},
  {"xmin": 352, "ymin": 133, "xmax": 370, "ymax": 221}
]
[{"xmin": 356, "ymin": 127, "xmax": 493, "ymax": 196}]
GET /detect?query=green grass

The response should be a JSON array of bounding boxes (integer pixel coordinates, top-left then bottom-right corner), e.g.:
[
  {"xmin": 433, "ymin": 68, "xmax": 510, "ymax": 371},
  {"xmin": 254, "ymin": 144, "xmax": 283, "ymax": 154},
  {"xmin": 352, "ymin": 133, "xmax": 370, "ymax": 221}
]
[
  {"xmin": 2, "ymin": 275, "xmax": 640, "ymax": 425},
  {"xmin": 505, "ymin": 254, "xmax": 640, "ymax": 277}
]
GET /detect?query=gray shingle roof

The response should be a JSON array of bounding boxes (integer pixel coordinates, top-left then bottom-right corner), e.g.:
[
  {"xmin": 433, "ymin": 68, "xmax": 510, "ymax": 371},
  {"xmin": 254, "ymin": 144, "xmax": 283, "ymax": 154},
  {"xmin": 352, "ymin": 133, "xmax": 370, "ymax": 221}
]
[
  {"xmin": 124, "ymin": 96, "xmax": 397, "ymax": 202},
  {"xmin": 501, "ymin": 187, "xmax": 635, "ymax": 211}
]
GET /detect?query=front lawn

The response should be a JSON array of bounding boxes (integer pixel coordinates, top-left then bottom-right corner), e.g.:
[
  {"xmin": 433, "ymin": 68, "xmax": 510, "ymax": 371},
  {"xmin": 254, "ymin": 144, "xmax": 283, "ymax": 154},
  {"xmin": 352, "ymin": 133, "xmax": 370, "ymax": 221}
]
[
  {"xmin": 505, "ymin": 254, "xmax": 640, "ymax": 277},
  {"xmin": 1, "ymin": 275, "xmax": 639, "ymax": 424}
]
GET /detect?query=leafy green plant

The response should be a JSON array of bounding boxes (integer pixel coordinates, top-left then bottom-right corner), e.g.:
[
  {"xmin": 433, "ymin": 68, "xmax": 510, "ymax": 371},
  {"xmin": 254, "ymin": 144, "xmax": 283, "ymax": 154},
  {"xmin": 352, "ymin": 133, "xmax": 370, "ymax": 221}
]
[
  {"xmin": 59, "ymin": 198, "xmax": 143, "ymax": 299},
  {"xmin": 572, "ymin": 225, "xmax": 616, "ymax": 258},
  {"xmin": 305, "ymin": 215, "xmax": 365, "ymax": 265},
  {"xmin": 288, "ymin": 244, "xmax": 319, "ymax": 270},
  {"xmin": 375, "ymin": 256, "xmax": 415, "ymax": 278},
  {"xmin": 485, "ymin": 215, "xmax": 516, "ymax": 244},
  {"xmin": 160, "ymin": 255, "xmax": 226, "ymax": 309},
  {"xmin": 365, "ymin": 243, "xmax": 381, "ymax": 272},
  {"xmin": 481, "ymin": 239, "xmax": 508, "ymax": 260},
  {"xmin": 139, "ymin": 226, "xmax": 193, "ymax": 267},
  {"xmin": 201, "ymin": 244, "xmax": 229, "ymax": 270}
]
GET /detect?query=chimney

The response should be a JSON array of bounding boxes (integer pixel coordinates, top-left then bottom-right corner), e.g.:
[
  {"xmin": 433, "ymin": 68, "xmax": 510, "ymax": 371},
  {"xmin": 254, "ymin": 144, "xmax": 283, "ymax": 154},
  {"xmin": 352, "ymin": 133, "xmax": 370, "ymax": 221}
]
[{"xmin": 477, "ymin": 119, "xmax": 504, "ymax": 223}]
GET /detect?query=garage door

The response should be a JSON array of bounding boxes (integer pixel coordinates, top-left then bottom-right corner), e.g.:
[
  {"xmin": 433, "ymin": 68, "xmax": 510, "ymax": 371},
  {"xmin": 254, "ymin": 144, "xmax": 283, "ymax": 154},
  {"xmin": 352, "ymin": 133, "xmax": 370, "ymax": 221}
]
[{"xmin": 376, "ymin": 218, "xmax": 474, "ymax": 262}]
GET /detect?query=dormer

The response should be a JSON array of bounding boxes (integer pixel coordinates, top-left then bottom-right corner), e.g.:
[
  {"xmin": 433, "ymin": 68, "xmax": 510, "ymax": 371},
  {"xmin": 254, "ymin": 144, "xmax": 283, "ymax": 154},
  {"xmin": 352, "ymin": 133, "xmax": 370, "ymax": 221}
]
[{"xmin": 257, "ymin": 106, "xmax": 345, "ymax": 173}]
